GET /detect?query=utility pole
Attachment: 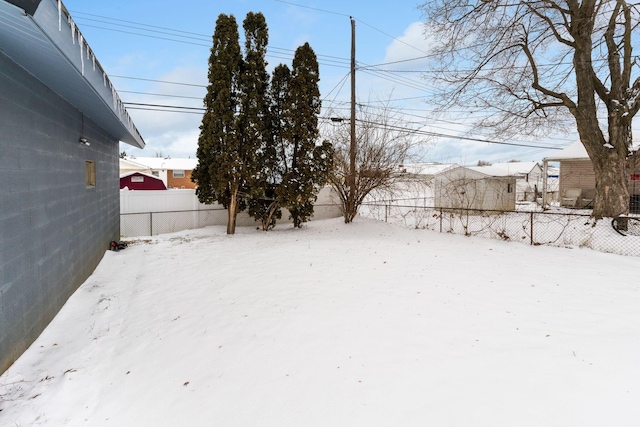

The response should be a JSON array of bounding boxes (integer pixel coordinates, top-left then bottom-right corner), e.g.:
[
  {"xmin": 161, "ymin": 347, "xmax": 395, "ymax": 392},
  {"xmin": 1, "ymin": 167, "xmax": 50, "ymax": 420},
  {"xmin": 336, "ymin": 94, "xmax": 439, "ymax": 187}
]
[{"xmin": 348, "ymin": 17, "xmax": 356, "ymax": 221}]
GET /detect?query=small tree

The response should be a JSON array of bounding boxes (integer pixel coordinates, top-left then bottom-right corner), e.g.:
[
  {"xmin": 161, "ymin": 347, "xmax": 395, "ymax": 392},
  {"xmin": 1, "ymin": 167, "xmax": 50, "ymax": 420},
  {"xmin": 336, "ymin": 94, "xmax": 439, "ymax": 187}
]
[{"xmin": 327, "ymin": 99, "xmax": 425, "ymax": 223}]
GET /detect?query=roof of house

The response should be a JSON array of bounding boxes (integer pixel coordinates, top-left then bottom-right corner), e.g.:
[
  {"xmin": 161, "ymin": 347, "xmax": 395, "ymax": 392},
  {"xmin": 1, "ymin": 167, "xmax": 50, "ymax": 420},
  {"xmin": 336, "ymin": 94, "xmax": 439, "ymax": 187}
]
[
  {"xmin": 400, "ymin": 163, "xmax": 459, "ymax": 176},
  {"xmin": 0, "ymin": 0, "xmax": 144, "ymax": 148},
  {"xmin": 124, "ymin": 157, "xmax": 199, "ymax": 171},
  {"xmin": 542, "ymin": 141, "xmax": 589, "ymax": 161},
  {"xmin": 119, "ymin": 171, "xmax": 164, "ymax": 180},
  {"xmin": 435, "ymin": 165, "xmax": 516, "ymax": 180},
  {"xmin": 465, "ymin": 165, "xmax": 515, "ymax": 177},
  {"xmin": 490, "ymin": 161, "xmax": 541, "ymax": 175}
]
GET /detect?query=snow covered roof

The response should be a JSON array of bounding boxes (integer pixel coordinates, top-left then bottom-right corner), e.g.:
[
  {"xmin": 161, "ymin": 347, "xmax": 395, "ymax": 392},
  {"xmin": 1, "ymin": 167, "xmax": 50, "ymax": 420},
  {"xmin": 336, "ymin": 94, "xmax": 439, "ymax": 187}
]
[
  {"xmin": 542, "ymin": 141, "xmax": 589, "ymax": 161},
  {"xmin": 124, "ymin": 157, "xmax": 199, "ymax": 171},
  {"xmin": 490, "ymin": 162, "xmax": 541, "ymax": 175},
  {"xmin": 465, "ymin": 165, "xmax": 514, "ymax": 177},
  {"xmin": 400, "ymin": 163, "xmax": 459, "ymax": 176},
  {"xmin": 0, "ymin": 0, "xmax": 145, "ymax": 148}
]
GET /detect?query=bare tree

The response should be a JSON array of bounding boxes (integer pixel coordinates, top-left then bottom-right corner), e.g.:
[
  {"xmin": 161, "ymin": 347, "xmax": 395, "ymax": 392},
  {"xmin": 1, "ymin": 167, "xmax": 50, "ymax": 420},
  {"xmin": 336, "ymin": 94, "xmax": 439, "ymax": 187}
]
[
  {"xmin": 326, "ymin": 100, "xmax": 427, "ymax": 223},
  {"xmin": 419, "ymin": 0, "xmax": 640, "ymax": 218}
]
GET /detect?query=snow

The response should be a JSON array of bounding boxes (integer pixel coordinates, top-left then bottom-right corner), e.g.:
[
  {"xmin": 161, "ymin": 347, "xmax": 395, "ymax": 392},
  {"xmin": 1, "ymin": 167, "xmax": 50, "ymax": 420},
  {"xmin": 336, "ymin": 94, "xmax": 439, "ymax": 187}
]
[
  {"xmin": 491, "ymin": 161, "xmax": 540, "ymax": 175},
  {"xmin": 124, "ymin": 156, "xmax": 199, "ymax": 171},
  {"xmin": 1, "ymin": 218, "xmax": 639, "ymax": 426},
  {"xmin": 543, "ymin": 141, "xmax": 589, "ymax": 161}
]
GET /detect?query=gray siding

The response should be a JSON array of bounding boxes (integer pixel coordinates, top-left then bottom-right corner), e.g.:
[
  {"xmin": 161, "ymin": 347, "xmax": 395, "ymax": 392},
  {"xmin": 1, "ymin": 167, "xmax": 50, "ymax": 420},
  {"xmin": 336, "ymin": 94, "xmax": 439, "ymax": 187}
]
[{"xmin": 0, "ymin": 52, "xmax": 120, "ymax": 372}]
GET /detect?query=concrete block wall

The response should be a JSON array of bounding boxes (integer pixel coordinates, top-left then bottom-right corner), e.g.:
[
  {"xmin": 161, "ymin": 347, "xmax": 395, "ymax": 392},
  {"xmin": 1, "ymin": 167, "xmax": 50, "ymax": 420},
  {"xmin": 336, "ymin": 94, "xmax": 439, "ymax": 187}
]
[{"xmin": 0, "ymin": 52, "xmax": 120, "ymax": 373}]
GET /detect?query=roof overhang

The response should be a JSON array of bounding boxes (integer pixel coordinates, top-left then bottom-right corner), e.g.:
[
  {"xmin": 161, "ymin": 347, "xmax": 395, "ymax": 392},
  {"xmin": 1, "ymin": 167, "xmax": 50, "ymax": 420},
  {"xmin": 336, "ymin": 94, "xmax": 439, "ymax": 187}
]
[
  {"xmin": 0, "ymin": 0, "xmax": 145, "ymax": 148},
  {"xmin": 542, "ymin": 141, "xmax": 589, "ymax": 162}
]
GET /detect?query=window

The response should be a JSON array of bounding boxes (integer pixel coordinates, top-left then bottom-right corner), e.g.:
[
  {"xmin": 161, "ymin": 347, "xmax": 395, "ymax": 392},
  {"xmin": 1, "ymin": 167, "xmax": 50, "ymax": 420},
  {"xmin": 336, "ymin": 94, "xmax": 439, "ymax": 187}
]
[
  {"xmin": 131, "ymin": 175, "xmax": 144, "ymax": 183},
  {"xmin": 85, "ymin": 160, "xmax": 96, "ymax": 188},
  {"xmin": 152, "ymin": 171, "xmax": 159, "ymax": 177},
  {"xmin": 173, "ymin": 169, "xmax": 185, "ymax": 178},
  {"xmin": 507, "ymin": 183, "xmax": 513, "ymax": 193}
]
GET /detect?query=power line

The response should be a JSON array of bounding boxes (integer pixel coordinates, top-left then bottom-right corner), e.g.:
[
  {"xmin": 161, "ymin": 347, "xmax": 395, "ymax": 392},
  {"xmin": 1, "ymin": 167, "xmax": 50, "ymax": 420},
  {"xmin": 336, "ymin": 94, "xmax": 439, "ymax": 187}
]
[
  {"xmin": 125, "ymin": 106, "xmax": 204, "ymax": 115},
  {"xmin": 70, "ymin": 9, "xmax": 458, "ymax": 96},
  {"xmin": 72, "ymin": 13, "xmax": 352, "ymax": 66},
  {"xmin": 122, "ymin": 98, "xmax": 563, "ymax": 150},
  {"xmin": 69, "ymin": 10, "xmax": 210, "ymax": 38},
  {"xmin": 111, "ymin": 75, "xmax": 207, "ymax": 87},
  {"xmin": 124, "ymin": 102, "xmax": 205, "ymax": 111},
  {"xmin": 321, "ymin": 117, "xmax": 563, "ymax": 150},
  {"xmin": 273, "ymin": 0, "xmax": 351, "ymax": 17},
  {"xmin": 119, "ymin": 90, "xmax": 204, "ymax": 100}
]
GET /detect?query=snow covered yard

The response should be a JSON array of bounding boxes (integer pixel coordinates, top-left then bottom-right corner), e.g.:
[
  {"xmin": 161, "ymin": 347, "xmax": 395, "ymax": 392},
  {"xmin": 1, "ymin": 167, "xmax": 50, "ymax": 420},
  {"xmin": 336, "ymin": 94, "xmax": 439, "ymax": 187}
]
[{"xmin": 1, "ymin": 217, "xmax": 639, "ymax": 426}]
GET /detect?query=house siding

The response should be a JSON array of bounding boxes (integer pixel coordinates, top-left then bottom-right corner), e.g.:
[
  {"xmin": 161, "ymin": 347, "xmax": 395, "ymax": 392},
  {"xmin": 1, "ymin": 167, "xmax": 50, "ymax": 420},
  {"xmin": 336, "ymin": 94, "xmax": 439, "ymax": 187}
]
[
  {"xmin": 559, "ymin": 160, "xmax": 596, "ymax": 196},
  {"xmin": 434, "ymin": 168, "xmax": 516, "ymax": 211},
  {"xmin": 120, "ymin": 172, "xmax": 167, "ymax": 190},
  {"xmin": 0, "ymin": 52, "xmax": 120, "ymax": 372},
  {"xmin": 167, "ymin": 169, "xmax": 196, "ymax": 189}
]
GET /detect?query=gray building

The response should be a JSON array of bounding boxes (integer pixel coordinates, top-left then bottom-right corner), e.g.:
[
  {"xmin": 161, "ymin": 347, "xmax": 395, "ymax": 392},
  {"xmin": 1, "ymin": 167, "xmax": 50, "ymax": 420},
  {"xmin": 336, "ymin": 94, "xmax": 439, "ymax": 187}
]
[{"xmin": 0, "ymin": 0, "xmax": 144, "ymax": 373}]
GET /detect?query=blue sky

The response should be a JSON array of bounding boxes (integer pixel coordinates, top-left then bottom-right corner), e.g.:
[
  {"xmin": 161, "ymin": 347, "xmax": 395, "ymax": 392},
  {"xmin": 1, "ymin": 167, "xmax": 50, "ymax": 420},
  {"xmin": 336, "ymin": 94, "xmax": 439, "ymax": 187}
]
[{"xmin": 62, "ymin": 0, "xmax": 580, "ymax": 164}]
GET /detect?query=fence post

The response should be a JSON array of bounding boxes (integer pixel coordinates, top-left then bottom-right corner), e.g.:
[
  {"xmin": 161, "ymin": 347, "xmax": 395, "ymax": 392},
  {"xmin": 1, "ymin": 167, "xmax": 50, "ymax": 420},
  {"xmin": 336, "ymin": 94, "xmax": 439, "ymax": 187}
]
[
  {"xmin": 150, "ymin": 212, "xmax": 153, "ymax": 236},
  {"xmin": 385, "ymin": 204, "xmax": 388, "ymax": 222},
  {"xmin": 530, "ymin": 211, "xmax": 534, "ymax": 245},
  {"xmin": 439, "ymin": 208, "xmax": 442, "ymax": 233}
]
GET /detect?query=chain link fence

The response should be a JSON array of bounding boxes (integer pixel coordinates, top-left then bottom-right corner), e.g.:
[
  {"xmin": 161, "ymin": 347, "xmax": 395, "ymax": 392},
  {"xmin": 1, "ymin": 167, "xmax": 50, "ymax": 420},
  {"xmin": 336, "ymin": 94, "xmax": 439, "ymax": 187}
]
[
  {"xmin": 360, "ymin": 199, "xmax": 640, "ymax": 257},
  {"xmin": 120, "ymin": 200, "xmax": 639, "ymax": 256},
  {"xmin": 120, "ymin": 202, "xmax": 343, "ymax": 238},
  {"xmin": 121, "ymin": 208, "xmax": 229, "ymax": 238}
]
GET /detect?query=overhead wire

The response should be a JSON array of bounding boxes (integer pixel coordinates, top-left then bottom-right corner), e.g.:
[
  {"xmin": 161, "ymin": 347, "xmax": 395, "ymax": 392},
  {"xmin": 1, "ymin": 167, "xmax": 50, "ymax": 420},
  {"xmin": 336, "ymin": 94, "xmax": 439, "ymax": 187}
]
[{"xmin": 74, "ymin": 7, "xmax": 585, "ymax": 156}]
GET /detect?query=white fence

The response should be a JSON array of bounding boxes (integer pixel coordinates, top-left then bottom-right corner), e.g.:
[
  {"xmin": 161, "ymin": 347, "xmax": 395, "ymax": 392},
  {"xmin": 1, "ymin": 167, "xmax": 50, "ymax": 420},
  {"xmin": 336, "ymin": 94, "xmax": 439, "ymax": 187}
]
[{"xmin": 120, "ymin": 187, "xmax": 343, "ymax": 237}]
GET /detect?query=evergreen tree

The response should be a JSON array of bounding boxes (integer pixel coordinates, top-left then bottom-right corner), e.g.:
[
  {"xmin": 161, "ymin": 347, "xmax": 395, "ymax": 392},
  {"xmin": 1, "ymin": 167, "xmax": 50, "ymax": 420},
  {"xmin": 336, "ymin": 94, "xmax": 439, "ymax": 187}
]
[
  {"xmin": 191, "ymin": 14, "xmax": 244, "ymax": 234},
  {"xmin": 277, "ymin": 43, "xmax": 333, "ymax": 228},
  {"xmin": 248, "ymin": 64, "xmax": 290, "ymax": 230},
  {"xmin": 238, "ymin": 12, "xmax": 270, "ymax": 198},
  {"xmin": 194, "ymin": 14, "xmax": 331, "ymax": 232},
  {"xmin": 239, "ymin": 12, "xmax": 277, "ymax": 230}
]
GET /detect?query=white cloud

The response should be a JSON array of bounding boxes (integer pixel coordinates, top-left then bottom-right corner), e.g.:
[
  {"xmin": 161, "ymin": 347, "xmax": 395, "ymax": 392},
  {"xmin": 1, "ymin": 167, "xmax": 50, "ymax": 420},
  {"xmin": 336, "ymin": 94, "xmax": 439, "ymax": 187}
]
[
  {"xmin": 122, "ymin": 66, "xmax": 207, "ymax": 159},
  {"xmin": 383, "ymin": 22, "xmax": 431, "ymax": 68}
]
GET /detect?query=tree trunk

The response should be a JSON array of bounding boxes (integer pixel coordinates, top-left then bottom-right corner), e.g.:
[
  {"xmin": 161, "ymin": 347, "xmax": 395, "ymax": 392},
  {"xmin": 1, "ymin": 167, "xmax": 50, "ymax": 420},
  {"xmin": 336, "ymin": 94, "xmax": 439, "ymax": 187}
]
[
  {"xmin": 344, "ymin": 193, "xmax": 356, "ymax": 223},
  {"xmin": 571, "ymin": 13, "xmax": 630, "ymax": 219},
  {"xmin": 263, "ymin": 200, "xmax": 279, "ymax": 231},
  {"xmin": 591, "ymin": 150, "xmax": 630, "ymax": 219},
  {"xmin": 227, "ymin": 186, "xmax": 239, "ymax": 234}
]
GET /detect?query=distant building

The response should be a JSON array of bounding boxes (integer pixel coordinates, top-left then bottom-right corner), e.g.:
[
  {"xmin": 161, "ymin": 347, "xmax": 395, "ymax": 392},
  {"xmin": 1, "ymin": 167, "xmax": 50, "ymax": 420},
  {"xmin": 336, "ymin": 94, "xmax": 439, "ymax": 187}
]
[
  {"xmin": 434, "ymin": 166, "xmax": 516, "ymax": 211},
  {"xmin": 120, "ymin": 157, "xmax": 199, "ymax": 189},
  {"xmin": 489, "ymin": 162, "xmax": 543, "ymax": 202},
  {"xmin": 120, "ymin": 172, "xmax": 167, "ymax": 190},
  {"xmin": 542, "ymin": 142, "xmax": 598, "ymax": 208}
]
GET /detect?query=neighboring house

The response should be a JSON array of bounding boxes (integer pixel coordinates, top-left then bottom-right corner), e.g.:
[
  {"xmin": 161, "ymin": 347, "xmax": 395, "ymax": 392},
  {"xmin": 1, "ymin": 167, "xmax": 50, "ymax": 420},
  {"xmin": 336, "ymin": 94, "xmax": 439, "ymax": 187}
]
[
  {"xmin": 387, "ymin": 163, "xmax": 458, "ymax": 202},
  {"xmin": 399, "ymin": 163, "xmax": 459, "ymax": 178},
  {"xmin": 490, "ymin": 162, "xmax": 543, "ymax": 202},
  {"xmin": 0, "ymin": 0, "xmax": 144, "ymax": 373},
  {"xmin": 434, "ymin": 166, "xmax": 517, "ymax": 211},
  {"xmin": 120, "ymin": 172, "xmax": 167, "ymax": 190},
  {"xmin": 119, "ymin": 156, "xmax": 198, "ymax": 189},
  {"xmin": 119, "ymin": 157, "xmax": 151, "ymax": 175},
  {"xmin": 542, "ymin": 141, "xmax": 640, "ymax": 210},
  {"xmin": 542, "ymin": 141, "xmax": 595, "ymax": 208}
]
